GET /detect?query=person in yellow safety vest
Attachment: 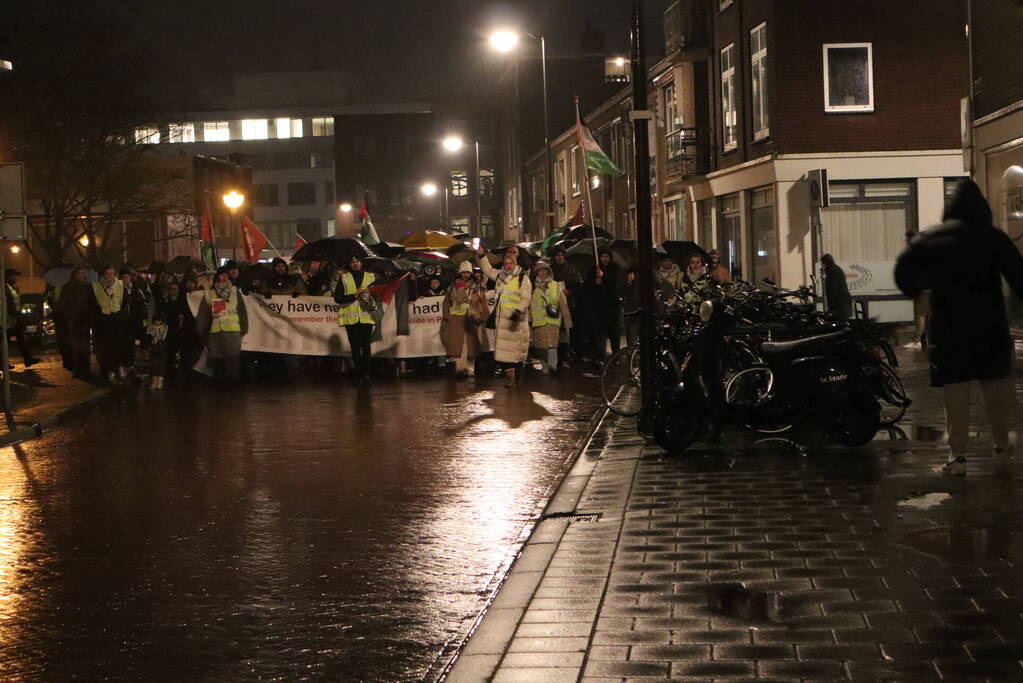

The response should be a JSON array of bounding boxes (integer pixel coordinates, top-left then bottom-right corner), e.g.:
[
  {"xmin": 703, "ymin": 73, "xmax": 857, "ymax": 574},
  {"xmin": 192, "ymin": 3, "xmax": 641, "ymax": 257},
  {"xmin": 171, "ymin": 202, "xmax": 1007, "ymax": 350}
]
[
  {"xmin": 443, "ymin": 261, "xmax": 487, "ymax": 377},
  {"xmin": 3, "ymin": 268, "xmax": 40, "ymax": 370},
  {"xmin": 333, "ymin": 254, "xmax": 376, "ymax": 382},
  {"xmin": 529, "ymin": 261, "xmax": 572, "ymax": 376},
  {"xmin": 91, "ymin": 265, "xmax": 128, "ymax": 382},
  {"xmin": 196, "ymin": 266, "xmax": 248, "ymax": 383},
  {"xmin": 476, "ymin": 243, "xmax": 531, "ymax": 387}
]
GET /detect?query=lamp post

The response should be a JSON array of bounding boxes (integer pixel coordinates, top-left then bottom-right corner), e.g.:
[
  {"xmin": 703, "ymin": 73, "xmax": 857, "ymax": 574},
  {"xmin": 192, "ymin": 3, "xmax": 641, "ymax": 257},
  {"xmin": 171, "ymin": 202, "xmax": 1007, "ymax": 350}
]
[
  {"xmin": 490, "ymin": 29, "xmax": 553, "ymax": 237},
  {"xmin": 337, "ymin": 201, "xmax": 353, "ymax": 237},
  {"xmin": 222, "ymin": 191, "xmax": 245, "ymax": 261},
  {"xmin": 442, "ymin": 136, "xmax": 482, "ymax": 235}
]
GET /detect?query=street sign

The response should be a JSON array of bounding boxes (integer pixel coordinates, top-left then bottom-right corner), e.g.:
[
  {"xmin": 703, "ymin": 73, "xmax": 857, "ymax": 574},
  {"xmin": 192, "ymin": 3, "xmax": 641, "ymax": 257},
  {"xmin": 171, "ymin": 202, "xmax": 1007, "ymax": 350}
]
[
  {"xmin": 0, "ymin": 163, "xmax": 26, "ymax": 240},
  {"xmin": 808, "ymin": 168, "xmax": 829, "ymax": 208}
]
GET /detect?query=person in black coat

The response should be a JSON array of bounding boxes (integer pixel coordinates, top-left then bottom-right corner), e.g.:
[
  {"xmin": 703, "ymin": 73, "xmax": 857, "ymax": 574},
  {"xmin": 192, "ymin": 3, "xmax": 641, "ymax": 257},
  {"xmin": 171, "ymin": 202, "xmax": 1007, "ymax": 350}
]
[
  {"xmin": 895, "ymin": 179, "xmax": 1023, "ymax": 475},
  {"xmin": 821, "ymin": 254, "xmax": 853, "ymax": 321},
  {"xmin": 583, "ymin": 248, "xmax": 623, "ymax": 364}
]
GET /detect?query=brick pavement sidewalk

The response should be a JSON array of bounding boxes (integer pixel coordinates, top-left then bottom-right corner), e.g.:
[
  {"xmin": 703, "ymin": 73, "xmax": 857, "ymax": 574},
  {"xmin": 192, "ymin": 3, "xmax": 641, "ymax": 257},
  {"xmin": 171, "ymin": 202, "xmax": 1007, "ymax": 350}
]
[
  {"xmin": 444, "ymin": 346, "xmax": 1023, "ymax": 682},
  {"xmin": 0, "ymin": 354, "xmax": 115, "ymax": 445}
]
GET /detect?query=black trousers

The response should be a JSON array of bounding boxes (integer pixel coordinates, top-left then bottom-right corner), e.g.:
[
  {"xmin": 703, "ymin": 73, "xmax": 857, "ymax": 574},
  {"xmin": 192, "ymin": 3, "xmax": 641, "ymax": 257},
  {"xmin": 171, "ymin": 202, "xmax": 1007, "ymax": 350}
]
[
  {"xmin": 6, "ymin": 325, "xmax": 33, "ymax": 364},
  {"xmin": 93, "ymin": 314, "xmax": 124, "ymax": 375},
  {"xmin": 345, "ymin": 323, "xmax": 374, "ymax": 377},
  {"xmin": 591, "ymin": 314, "xmax": 621, "ymax": 362},
  {"xmin": 67, "ymin": 317, "xmax": 92, "ymax": 375}
]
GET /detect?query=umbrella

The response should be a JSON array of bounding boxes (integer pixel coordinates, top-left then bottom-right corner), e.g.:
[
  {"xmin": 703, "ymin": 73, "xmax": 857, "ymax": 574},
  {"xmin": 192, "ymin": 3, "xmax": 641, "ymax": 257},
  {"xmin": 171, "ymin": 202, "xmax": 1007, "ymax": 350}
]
[
  {"xmin": 446, "ymin": 242, "xmax": 475, "ymax": 264},
  {"xmin": 165, "ymin": 255, "xmax": 208, "ymax": 275},
  {"xmin": 561, "ymin": 238, "xmax": 630, "ymax": 269},
  {"xmin": 293, "ymin": 237, "xmax": 373, "ymax": 266},
  {"xmin": 486, "ymin": 244, "xmax": 537, "ymax": 268},
  {"xmin": 401, "ymin": 229, "xmax": 460, "ymax": 250},
  {"xmin": 559, "ymin": 224, "xmax": 616, "ymax": 243},
  {"xmin": 518, "ymin": 241, "xmax": 544, "ymax": 258},
  {"xmin": 369, "ymin": 241, "xmax": 406, "ymax": 259},
  {"xmin": 658, "ymin": 241, "xmax": 708, "ymax": 267},
  {"xmin": 362, "ymin": 256, "xmax": 405, "ymax": 282},
  {"xmin": 42, "ymin": 265, "xmax": 97, "ymax": 287},
  {"xmin": 399, "ymin": 250, "xmax": 451, "ymax": 266},
  {"xmin": 540, "ymin": 231, "xmax": 565, "ymax": 255}
]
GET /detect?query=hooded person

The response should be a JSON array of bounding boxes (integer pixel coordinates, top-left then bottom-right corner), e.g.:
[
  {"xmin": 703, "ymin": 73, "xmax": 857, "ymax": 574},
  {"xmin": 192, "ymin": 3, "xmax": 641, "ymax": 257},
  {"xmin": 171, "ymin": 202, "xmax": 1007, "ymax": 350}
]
[
  {"xmin": 443, "ymin": 260, "xmax": 487, "ymax": 377},
  {"xmin": 707, "ymin": 249, "xmax": 733, "ymax": 284},
  {"xmin": 196, "ymin": 265, "xmax": 249, "ymax": 383},
  {"xmin": 583, "ymin": 247, "xmax": 623, "ymax": 364},
  {"xmin": 895, "ymin": 179, "xmax": 1023, "ymax": 475},
  {"xmin": 263, "ymin": 257, "xmax": 292, "ymax": 296},
  {"xmin": 820, "ymin": 254, "xmax": 853, "ymax": 321},
  {"xmin": 530, "ymin": 261, "xmax": 572, "ymax": 375},
  {"xmin": 655, "ymin": 253, "xmax": 684, "ymax": 308},
  {"xmin": 476, "ymin": 243, "xmax": 532, "ymax": 387},
  {"xmin": 56, "ymin": 265, "xmax": 95, "ymax": 378}
]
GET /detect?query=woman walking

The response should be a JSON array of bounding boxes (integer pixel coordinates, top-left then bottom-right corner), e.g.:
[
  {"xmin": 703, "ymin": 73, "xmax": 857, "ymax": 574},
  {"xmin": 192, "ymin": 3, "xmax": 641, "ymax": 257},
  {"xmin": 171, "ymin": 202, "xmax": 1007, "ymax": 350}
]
[
  {"xmin": 92, "ymin": 265, "xmax": 127, "ymax": 382},
  {"xmin": 477, "ymin": 245, "xmax": 531, "ymax": 387},
  {"xmin": 55, "ymin": 265, "xmax": 95, "ymax": 379},
  {"xmin": 444, "ymin": 261, "xmax": 487, "ymax": 377},
  {"xmin": 530, "ymin": 261, "xmax": 571, "ymax": 375}
]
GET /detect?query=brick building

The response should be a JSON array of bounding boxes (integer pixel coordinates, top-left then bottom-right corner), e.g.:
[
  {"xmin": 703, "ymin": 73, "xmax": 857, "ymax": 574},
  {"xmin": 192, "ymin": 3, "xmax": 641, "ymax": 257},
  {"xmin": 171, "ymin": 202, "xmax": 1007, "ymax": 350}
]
[{"xmin": 521, "ymin": 0, "xmax": 969, "ymax": 322}]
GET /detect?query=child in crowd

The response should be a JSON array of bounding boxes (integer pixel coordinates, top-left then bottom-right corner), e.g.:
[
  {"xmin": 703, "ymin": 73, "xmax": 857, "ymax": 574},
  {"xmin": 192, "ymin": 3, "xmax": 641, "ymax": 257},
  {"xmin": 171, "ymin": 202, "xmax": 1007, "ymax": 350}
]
[{"xmin": 146, "ymin": 311, "xmax": 169, "ymax": 390}]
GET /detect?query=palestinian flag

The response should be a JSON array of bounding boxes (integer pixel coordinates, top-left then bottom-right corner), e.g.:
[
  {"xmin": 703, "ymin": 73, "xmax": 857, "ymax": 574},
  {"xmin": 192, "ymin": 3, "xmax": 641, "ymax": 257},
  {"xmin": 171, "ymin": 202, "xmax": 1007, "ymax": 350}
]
[
  {"xmin": 201, "ymin": 202, "xmax": 217, "ymax": 270},
  {"xmin": 576, "ymin": 109, "xmax": 621, "ymax": 176},
  {"xmin": 294, "ymin": 233, "xmax": 307, "ymax": 252},
  {"xmin": 366, "ymin": 274, "xmax": 409, "ymax": 342},
  {"xmin": 566, "ymin": 201, "xmax": 586, "ymax": 228},
  {"xmin": 358, "ymin": 200, "xmax": 381, "ymax": 246}
]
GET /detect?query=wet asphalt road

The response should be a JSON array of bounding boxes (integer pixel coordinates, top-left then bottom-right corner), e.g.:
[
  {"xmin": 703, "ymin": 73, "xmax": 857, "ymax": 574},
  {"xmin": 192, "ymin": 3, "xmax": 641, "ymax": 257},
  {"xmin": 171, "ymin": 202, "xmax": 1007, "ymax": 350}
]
[{"xmin": 0, "ymin": 372, "xmax": 602, "ymax": 681}]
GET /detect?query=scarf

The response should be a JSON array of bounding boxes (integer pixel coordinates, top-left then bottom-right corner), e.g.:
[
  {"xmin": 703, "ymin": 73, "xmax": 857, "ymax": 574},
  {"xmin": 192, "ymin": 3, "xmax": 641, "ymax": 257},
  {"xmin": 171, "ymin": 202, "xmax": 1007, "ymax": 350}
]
[
  {"xmin": 214, "ymin": 282, "xmax": 233, "ymax": 300},
  {"xmin": 687, "ymin": 266, "xmax": 706, "ymax": 281},
  {"xmin": 496, "ymin": 265, "xmax": 520, "ymax": 287},
  {"xmin": 100, "ymin": 277, "xmax": 117, "ymax": 294}
]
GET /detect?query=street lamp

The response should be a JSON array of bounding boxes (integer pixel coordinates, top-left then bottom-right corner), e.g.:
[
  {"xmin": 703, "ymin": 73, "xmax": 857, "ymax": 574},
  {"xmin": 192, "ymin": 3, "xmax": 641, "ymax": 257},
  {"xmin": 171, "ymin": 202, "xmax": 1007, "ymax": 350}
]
[
  {"xmin": 421, "ymin": 182, "xmax": 448, "ymax": 227},
  {"xmin": 441, "ymin": 135, "xmax": 482, "ymax": 236},
  {"xmin": 339, "ymin": 202, "xmax": 353, "ymax": 213},
  {"xmin": 420, "ymin": 182, "xmax": 438, "ymax": 197},
  {"xmin": 490, "ymin": 28, "xmax": 553, "ymax": 237},
  {"xmin": 222, "ymin": 191, "xmax": 245, "ymax": 260}
]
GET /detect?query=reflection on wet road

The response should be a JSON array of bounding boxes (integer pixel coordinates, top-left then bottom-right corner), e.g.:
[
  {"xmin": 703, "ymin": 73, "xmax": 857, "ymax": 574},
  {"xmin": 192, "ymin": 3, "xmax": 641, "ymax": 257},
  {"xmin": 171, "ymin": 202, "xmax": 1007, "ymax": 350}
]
[{"xmin": 0, "ymin": 375, "xmax": 600, "ymax": 680}]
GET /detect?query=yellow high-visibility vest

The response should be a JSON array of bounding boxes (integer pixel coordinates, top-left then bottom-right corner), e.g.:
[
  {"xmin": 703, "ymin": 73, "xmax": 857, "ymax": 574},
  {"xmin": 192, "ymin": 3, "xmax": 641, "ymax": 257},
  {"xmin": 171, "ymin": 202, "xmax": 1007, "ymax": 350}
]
[
  {"xmin": 497, "ymin": 271, "xmax": 523, "ymax": 311},
  {"xmin": 206, "ymin": 287, "xmax": 241, "ymax": 333},
  {"xmin": 531, "ymin": 281, "xmax": 563, "ymax": 328},
  {"xmin": 92, "ymin": 280, "xmax": 124, "ymax": 316},
  {"xmin": 337, "ymin": 271, "xmax": 376, "ymax": 326}
]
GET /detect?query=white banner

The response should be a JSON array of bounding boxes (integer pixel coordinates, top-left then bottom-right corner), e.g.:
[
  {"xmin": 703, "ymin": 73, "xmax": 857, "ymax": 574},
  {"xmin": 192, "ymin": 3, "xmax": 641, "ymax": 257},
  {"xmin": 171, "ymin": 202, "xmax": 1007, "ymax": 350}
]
[{"xmin": 188, "ymin": 290, "xmax": 499, "ymax": 359}]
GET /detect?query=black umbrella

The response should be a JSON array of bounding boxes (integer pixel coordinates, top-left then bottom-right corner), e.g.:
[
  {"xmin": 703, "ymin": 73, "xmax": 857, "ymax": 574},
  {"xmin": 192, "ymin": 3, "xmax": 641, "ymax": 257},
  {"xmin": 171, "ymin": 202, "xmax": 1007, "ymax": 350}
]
[
  {"xmin": 446, "ymin": 242, "xmax": 475, "ymax": 264},
  {"xmin": 369, "ymin": 241, "xmax": 406, "ymax": 259},
  {"xmin": 559, "ymin": 224, "xmax": 616, "ymax": 243},
  {"xmin": 166, "ymin": 255, "xmax": 208, "ymax": 275},
  {"xmin": 293, "ymin": 237, "xmax": 373, "ymax": 265},
  {"xmin": 486, "ymin": 244, "xmax": 537, "ymax": 268},
  {"xmin": 363, "ymin": 256, "xmax": 405, "ymax": 282},
  {"xmin": 658, "ymin": 241, "xmax": 708, "ymax": 267}
]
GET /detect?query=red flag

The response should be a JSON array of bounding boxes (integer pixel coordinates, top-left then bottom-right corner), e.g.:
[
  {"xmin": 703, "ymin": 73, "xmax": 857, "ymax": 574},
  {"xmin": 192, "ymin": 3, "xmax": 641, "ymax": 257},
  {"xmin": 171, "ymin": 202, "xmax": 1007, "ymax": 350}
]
[
  {"xmin": 201, "ymin": 203, "xmax": 217, "ymax": 269},
  {"xmin": 358, "ymin": 200, "xmax": 369, "ymax": 221},
  {"xmin": 368, "ymin": 274, "xmax": 408, "ymax": 306},
  {"xmin": 567, "ymin": 200, "xmax": 586, "ymax": 228},
  {"xmin": 294, "ymin": 233, "xmax": 307, "ymax": 252},
  {"xmin": 241, "ymin": 217, "xmax": 269, "ymax": 263},
  {"xmin": 201, "ymin": 204, "xmax": 214, "ymax": 242}
]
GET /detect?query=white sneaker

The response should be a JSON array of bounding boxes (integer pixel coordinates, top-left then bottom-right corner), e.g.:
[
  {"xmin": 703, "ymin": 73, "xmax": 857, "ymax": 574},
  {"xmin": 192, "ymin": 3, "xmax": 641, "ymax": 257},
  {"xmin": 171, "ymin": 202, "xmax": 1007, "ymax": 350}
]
[{"xmin": 942, "ymin": 457, "xmax": 968, "ymax": 476}]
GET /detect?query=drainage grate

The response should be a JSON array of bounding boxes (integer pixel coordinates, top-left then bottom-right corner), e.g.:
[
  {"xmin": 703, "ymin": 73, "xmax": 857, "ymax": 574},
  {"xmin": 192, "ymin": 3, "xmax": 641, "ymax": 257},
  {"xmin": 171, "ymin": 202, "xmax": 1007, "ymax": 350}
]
[{"xmin": 538, "ymin": 511, "xmax": 603, "ymax": 523}]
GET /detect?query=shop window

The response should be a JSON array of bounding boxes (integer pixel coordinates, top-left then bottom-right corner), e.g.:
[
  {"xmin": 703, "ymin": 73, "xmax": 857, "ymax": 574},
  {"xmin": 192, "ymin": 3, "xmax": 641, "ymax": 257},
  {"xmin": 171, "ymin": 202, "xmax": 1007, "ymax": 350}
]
[
  {"xmin": 749, "ymin": 186, "xmax": 776, "ymax": 283},
  {"xmin": 718, "ymin": 193, "xmax": 742, "ymax": 279}
]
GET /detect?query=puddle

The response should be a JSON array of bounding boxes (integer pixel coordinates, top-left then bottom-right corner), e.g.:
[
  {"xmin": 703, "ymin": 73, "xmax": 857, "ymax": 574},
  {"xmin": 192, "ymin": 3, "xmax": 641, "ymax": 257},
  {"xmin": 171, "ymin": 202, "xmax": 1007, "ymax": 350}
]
[
  {"xmin": 707, "ymin": 583, "xmax": 781, "ymax": 623},
  {"xmin": 897, "ymin": 491, "xmax": 951, "ymax": 510}
]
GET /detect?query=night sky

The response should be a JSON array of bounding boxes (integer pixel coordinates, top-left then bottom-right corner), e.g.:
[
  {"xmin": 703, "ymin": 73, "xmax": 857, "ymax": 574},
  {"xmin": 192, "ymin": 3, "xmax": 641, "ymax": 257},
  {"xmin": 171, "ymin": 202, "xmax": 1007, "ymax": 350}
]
[{"xmin": 3, "ymin": 0, "xmax": 656, "ymax": 104}]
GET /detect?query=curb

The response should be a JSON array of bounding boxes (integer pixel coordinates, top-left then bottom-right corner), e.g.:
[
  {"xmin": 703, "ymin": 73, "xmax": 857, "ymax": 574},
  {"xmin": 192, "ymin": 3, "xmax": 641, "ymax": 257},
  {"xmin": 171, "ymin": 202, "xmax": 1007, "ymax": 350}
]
[
  {"xmin": 437, "ymin": 402, "xmax": 624, "ymax": 682},
  {"xmin": 0, "ymin": 384, "xmax": 123, "ymax": 448}
]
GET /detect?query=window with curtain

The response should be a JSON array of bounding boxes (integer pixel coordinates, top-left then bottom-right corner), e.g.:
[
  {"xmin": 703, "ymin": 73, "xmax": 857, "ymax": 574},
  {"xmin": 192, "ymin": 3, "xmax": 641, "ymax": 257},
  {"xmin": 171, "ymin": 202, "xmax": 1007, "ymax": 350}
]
[
  {"xmin": 750, "ymin": 23, "xmax": 769, "ymax": 140},
  {"xmin": 720, "ymin": 44, "xmax": 737, "ymax": 150}
]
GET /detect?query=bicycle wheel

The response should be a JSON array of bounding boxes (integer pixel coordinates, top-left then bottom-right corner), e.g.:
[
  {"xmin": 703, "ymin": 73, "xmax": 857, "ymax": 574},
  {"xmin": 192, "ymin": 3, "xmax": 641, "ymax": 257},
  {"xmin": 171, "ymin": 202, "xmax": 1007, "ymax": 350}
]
[
  {"xmin": 878, "ymin": 362, "xmax": 909, "ymax": 426},
  {"xmin": 601, "ymin": 345, "xmax": 642, "ymax": 416}
]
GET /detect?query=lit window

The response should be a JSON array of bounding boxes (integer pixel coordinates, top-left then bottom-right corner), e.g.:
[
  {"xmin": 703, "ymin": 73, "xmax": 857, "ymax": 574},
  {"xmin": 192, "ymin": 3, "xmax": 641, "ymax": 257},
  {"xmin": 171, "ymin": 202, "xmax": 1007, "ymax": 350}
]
[
  {"xmin": 662, "ymin": 82, "xmax": 679, "ymax": 131},
  {"xmin": 720, "ymin": 43, "xmax": 737, "ymax": 151},
  {"xmin": 823, "ymin": 43, "xmax": 874, "ymax": 112},
  {"xmin": 241, "ymin": 119, "xmax": 269, "ymax": 140},
  {"xmin": 571, "ymin": 145, "xmax": 583, "ymax": 197},
  {"xmin": 203, "ymin": 122, "xmax": 230, "ymax": 142},
  {"xmin": 275, "ymin": 118, "xmax": 303, "ymax": 139},
  {"xmin": 134, "ymin": 127, "xmax": 160, "ymax": 144},
  {"xmin": 167, "ymin": 123, "xmax": 195, "ymax": 143},
  {"xmin": 311, "ymin": 117, "xmax": 334, "ymax": 136},
  {"xmin": 450, "ymin": 170, "xmax": 468, "ymax": 197},
  {"xmin": 750, "ymin": 24, "xmax": 769, "ymax": 139}
]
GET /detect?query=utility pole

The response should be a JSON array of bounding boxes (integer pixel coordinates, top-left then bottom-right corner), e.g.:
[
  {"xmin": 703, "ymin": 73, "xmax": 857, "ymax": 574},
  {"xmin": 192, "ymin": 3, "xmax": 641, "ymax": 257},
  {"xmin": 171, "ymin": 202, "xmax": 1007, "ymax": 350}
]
[{"xmin": 630, "ymin": 0, "xmax": 655, "ymax": 432}]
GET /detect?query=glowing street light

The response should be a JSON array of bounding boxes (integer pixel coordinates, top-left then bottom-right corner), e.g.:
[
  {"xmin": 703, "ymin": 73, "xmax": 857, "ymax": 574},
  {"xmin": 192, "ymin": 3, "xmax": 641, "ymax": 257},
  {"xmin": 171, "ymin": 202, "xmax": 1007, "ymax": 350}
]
[
  {"xmin": 442, "ymin": 136, "xmax": 464, "ymax": 153},
  {"xmin": 222, "ymin": 191, "xmax": 244, "ymax": 210},
  {"xmin": 9, "ymin": 245, "xmax": 19, "ymax": 254},
  {"xmin": 339, "ymin": 202, "xmax": 353, "ymax": 213},
  {"xmin": 77, "ymin": 234, "xmax": 90, "ymax": 247},
  {"xmin": 489, "ymin": 30, "xmax": 519, "ymax": 53},
  {"xmin": 420, "ymin": 182, "xmax": 438, "ymax": 197}
]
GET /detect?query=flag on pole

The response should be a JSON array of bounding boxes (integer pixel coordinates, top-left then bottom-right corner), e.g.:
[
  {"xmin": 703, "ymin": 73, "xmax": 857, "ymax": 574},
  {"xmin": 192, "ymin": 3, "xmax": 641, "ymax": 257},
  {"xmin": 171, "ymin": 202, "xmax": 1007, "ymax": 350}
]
[
  {"xmin": 294, "ymin": 233, "xmax": 307, "ymax": 252},
  {"xmin": 358, "ymin": 200, "xmax": 381, "ymax": 246},
  {"xmin": 566, "ymin": 201, "xmax": 586, "ymax": 228},
  {"xmin": 240, "ymin": 217, "xmax": 269, "ymax": 263},
  {"xmin": 200, "ymin": 202, "xmax": 217, "ymax": 270},
  {"xmin": 575, "ymin": 109, "xmax": 622, "ymax": 177}
]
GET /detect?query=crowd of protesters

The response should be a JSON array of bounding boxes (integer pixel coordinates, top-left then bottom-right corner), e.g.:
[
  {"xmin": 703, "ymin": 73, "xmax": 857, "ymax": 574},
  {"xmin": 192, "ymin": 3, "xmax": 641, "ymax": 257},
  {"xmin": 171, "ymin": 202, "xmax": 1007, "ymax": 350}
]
[{"xmin": 15, "ymin": 244, "xmax": 732, "ymax": 389}]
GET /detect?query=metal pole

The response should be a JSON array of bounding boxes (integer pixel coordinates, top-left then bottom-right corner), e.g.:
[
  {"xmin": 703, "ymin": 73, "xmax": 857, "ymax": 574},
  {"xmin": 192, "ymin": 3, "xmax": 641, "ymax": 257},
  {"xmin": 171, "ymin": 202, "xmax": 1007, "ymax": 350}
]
[
  {"xmin": 0, "ymin": 241, "xmax": 14, "ymax": 429},
  {"xmin": 631, "ymin": 0, "xmax": 655, "ymax": 433},
  {"xmin": 540, "ymin": 35, "xmax": 554, "ymax": 237},
  {"xmin": 474, "ymin": 139, "xmax": 482, "ymax": 235},
  {"xmin": 445, "ymin": 187, "xmax": 450, "ymax": 231}
]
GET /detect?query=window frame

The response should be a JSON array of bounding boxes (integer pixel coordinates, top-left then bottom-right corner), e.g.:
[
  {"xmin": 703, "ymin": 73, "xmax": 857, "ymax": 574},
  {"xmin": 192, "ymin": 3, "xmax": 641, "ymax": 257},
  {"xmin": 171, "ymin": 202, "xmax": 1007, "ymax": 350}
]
[
  {"xmin": 570, "ymin": 144, "xmax": 583, "ymax": 198},
  {"xmin": 203, "ymin": 121, "xmax": 230, "ymax": 142},
  {"xmin": 750, "ymin": 23, "xmax": 769, "ymax": 141},
  {"xmin": 241, "ymin": 119, "xmax": 269, "ymax": 140},
  {"xmin": 720, "ymin": 43, "xmax": 737, "ymax": 152},
  {"xmin": 311, "ymin": 117, "xmax": 334, "ymax": 137},
  {"xmin": 822, "ymin": 42, "xmax": 875, "ymax": 113}
]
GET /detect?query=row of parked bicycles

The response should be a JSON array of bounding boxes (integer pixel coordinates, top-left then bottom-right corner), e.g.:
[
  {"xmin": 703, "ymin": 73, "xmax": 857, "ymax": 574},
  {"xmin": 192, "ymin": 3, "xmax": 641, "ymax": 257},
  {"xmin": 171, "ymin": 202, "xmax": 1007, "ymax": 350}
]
[{"xmin": 601, "ymin": 279, "xmax": 911, "ymax": 453}]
